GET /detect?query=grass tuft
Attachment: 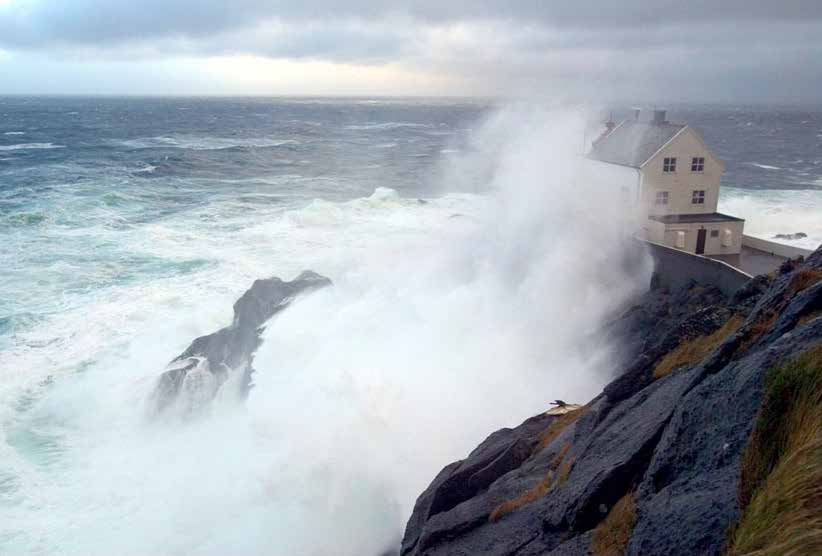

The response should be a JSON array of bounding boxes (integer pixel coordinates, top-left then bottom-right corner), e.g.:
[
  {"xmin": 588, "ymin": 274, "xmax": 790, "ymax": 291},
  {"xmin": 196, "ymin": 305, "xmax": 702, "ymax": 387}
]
[
  {"xmin": 797, "ymin": 308, "xmax": 822, "ymax": 328},
  {"xmin": 738, "ymin": 311, "xmax": 780, "ymax": 355},
  {"xmin": 590, "ymin": 492, "xmax": 637, "ymax": 556},
  {"xmin": 653, "ymin": 315, "xmax": 745, "ymax": 379},
  {"xmin": 728, "ymin": 345, "xmax": 822, "ymax": 556},
  {"xmin": 535, "ymin": 407, "xmax": 585, "ymax": 454},
  {"xmin": 788, "ymin": 268, "xmax": 822, "ymax": 295},
  {"xmin": 489, "ymin": 442, "xmax": 576, "ymax": 522},
  {"xmin": 557, "ymin": 457, "xmax": 574, "ymax": 484},
  {"xmin": 488, "ymin": 471, "xmax": 555, "ymax": 523}
]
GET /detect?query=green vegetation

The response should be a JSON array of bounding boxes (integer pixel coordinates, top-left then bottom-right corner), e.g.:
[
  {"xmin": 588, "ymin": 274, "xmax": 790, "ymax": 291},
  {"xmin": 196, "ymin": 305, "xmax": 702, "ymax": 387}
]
[{"xmin": 728, "ymin": 346, "xmax": 822, "ymax": 556}]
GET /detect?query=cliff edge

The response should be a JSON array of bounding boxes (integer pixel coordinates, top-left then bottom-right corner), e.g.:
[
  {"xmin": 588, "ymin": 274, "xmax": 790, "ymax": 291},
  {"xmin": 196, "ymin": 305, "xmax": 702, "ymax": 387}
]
[{"xmin": 401, "ymin": 247, "xmax": 822, "ymax": 556}]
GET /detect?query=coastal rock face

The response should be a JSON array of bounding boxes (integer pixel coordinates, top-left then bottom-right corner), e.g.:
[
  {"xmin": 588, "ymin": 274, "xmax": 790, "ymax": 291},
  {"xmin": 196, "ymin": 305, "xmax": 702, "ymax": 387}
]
[
  {"xmin": 402, "ymin": 248, "xmax": 822, "ymax": 556},
  {"xmin": 151, "ymin": 270, "xmax": 331, "ymax": 415}
]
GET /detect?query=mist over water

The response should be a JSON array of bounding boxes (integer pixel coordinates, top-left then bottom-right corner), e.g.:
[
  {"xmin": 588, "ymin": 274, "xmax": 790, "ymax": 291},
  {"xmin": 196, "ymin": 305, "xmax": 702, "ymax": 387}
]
[{"xmin": 0, "ymin": 98, "xmax": 818, "ymax": 555}]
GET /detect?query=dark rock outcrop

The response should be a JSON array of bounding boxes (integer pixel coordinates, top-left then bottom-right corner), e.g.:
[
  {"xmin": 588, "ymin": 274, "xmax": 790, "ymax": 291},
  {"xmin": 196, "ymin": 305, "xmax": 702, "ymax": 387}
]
[
  {"xmin": 402, "ymin": 248, "xmax": 822, "ymax": 556},
  {"xmin": 151, "ymin": 270, "xmax": 331, "ymax": 415}
]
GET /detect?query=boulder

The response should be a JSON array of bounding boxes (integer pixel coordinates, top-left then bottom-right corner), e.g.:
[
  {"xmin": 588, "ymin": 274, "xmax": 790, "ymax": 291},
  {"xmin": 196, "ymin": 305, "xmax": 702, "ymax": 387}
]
[{"xmin": 150, "ymin": 270, "xmax": 331, "ymax": 415}]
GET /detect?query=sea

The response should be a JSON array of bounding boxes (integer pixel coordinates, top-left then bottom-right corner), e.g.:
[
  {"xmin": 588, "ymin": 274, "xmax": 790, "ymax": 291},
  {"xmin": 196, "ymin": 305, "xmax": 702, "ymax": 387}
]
[{"xmin": 0, "ymin": 97, "xmax": 820, "ymax": 555}]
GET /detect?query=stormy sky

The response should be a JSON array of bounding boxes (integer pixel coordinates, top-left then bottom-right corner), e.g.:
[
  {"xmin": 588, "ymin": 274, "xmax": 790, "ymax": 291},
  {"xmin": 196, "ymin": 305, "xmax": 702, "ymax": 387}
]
[{"xmin": 0, "ymin": 0, "xmax": 821, "ymax": 102}]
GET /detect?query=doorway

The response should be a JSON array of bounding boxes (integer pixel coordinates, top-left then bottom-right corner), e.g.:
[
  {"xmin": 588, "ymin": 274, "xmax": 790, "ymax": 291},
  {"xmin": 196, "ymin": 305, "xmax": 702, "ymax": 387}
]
[{"xmin": 696, "ymin": 228, "xmax": 707, "ymax": 254}]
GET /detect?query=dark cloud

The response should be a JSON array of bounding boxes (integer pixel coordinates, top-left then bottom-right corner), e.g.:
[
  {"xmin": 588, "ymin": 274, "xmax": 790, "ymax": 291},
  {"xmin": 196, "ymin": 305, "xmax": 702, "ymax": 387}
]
[
  {"xmin": 2, "ymin": 0, "xmax": 822, "ymax": 49},
  {"xmin": 1, "ymin": 0, "xmax": 821, "ymax": 101}
]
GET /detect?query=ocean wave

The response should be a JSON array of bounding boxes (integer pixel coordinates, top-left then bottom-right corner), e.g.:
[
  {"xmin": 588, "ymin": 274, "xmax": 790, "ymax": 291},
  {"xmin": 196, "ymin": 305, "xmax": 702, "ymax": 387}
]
[
  {"xmin": 3, "ymin": 212, "xmax": 47, "ymax": 226},
  {"xmin": 3, "ymin": 131, "xmax": 26, "ymax": 136},
  {"xmin": 344, "ymin": 122, "xmax": 433, "ymax": 131},
  {"xmin": 0, "ymin": 143, "xmax": 65, "ymax": 152},
  {"xmin": 747, "ymin": 162, "xmax": 781, "ymax": 170},
  {"xmin": 117, "ymin": 136, "xmax": 302, "ymax": 151}
]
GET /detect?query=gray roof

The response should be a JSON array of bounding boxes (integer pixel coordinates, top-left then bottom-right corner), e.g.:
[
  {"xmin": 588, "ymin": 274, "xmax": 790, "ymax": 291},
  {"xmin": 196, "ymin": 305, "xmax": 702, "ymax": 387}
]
[
  {"xmin": 588, "ymin": 120, "xmax": 686, "ymax": 168},
  {"xmin": 650, "ymin": 212, "xmax": 744, "ymax": 224}
]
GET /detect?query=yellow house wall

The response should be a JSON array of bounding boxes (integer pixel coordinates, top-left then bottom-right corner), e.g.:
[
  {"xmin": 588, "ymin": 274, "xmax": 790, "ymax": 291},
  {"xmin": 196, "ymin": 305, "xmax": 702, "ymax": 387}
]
[
  {"xmin": 640, "ymin": 127, "xmax": 723, "ymax": 217},
  {"xmin": 658, "ymin": 220, "xmax": 744, "ymax": 255}
]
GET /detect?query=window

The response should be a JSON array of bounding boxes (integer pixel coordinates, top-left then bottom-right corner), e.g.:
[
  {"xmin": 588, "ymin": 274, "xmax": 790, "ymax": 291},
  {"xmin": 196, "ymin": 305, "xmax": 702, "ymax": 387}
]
[
  {"xmin": 655, "ymin": 191, "xmax": 669, "ymax": 205},
  {"xmin": 691, "ymin": 157, "xmax": 705, "ymax": 172},
  {"xmin": 663, "ymin": 157, "xmax": 677, "ymax": 173},
  {"xmin": 692, "ymin": 190, "xmax": 706, "ymax": 204},
  {"xmin": 710, "ymin": 230, "xmax": 719, "ymax": 238}
]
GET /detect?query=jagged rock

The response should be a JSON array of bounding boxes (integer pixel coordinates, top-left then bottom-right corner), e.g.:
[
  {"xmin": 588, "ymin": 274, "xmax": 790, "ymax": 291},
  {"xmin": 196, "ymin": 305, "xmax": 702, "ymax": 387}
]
[
  {"xmin": 402, "ymin": 247, "xmax": 822, "ymax": 556},
  {"xmin": 401, "ymin": 412, "xmax": 555, "ymax": 555},
  {"xmin": 773, "ymin": 232, "xmax": 807, "ymax": 240},
  {"xmin": 627, "ymin": 317, "xmax": 822, "ymax": 556},
  {"xmin": 151, "ymin": 270, "xmax": 331, "ymax": 415},
  {"xmin": 542, "ymin": 366, "xmax": 702, "ymax": 534}
]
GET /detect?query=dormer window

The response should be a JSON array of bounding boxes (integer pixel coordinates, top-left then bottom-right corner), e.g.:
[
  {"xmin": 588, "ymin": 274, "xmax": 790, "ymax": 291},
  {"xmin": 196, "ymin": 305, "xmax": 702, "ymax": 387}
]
[
  {"xmin": 655, "ymin": 191, "xmax": 669, "ymax": 205},
  {"xmin": 692, "ymin": 190, "xmax": 706, "ymax": 204},
  {"xmin": 663, "ymin": 157, "xmax": 677, "ymax": 173},
  {"xmin": 691, "ymin": 157, "xmax": 705, "ymax": 172}
]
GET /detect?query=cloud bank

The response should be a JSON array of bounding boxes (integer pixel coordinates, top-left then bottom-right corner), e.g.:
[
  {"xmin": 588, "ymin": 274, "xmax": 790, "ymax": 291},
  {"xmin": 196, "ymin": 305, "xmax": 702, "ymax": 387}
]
[{"xmin": 1, "ymin": 0, "xmax": 821, "ymax": 99}]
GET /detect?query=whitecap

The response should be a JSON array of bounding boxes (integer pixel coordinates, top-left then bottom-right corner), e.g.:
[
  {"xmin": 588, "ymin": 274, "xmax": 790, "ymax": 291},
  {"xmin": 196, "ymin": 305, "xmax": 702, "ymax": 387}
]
[
  {"xmin": 3, "ymin": 131, "xmax": 25, "ymax": 136},
  {"xmin": 747, "ymin": 162, "xmax": 781, "ymax": 170},
  {"xmin": 344, "ymin": 122, "xmax": 432, "ymax": 131},
  {"xmin": 118, "ymin": 136, "xmax": 301, "ymax": 151},
  {"xmin": 0, "ymin": 143, "xmax": 65, "ymax": 152}
]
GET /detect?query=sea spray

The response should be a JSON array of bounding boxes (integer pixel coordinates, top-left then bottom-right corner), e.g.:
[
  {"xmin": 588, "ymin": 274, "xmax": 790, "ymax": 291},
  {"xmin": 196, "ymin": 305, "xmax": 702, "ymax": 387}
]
[{"xmin": 0, "ymin": 104, "xmax": 651, "ymax": 555}]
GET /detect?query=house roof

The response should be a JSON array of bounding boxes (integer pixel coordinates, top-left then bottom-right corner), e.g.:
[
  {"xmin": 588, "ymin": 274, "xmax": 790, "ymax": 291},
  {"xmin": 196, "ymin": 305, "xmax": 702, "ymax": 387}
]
[
  {"xmin": 588, "ymin": 120, "xmax": 686, "ymax": 168},
  {"xmin": 649, "ymin": 212, "xmax": 745, "ymax": 224}
]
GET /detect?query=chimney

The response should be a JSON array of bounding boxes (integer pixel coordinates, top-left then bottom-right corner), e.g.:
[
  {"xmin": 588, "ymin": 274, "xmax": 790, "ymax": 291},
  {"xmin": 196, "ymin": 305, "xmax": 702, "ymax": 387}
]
[
  {"xmin": 632, "ymin": 108, "xmax": 641, "ymax": 120},
  {"xmin": 653, "ymin": 109, "xmax": 667, "ymax": 125}
]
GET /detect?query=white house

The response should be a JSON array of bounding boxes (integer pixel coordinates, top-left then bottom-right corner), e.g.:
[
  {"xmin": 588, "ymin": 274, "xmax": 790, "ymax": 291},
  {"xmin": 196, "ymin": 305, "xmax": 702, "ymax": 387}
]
[{"xmin": 587, "ymin": 109, "xmax": 745, "ymax": 256}]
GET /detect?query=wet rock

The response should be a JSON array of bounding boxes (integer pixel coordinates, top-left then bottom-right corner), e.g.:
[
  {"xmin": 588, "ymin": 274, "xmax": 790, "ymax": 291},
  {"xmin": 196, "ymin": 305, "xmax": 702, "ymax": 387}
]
[
  {"xmin": 773, "ymin": 232, "xmax": 807, "ymax": 240},
  {"xmin": 151, "ymin": 270, "xmax": 331, "ymax": 415},
  {"xmin": 627, "ymin": 318, "xmax": 822, "ymax": 556},
  {"xmin": 402, "ymin": 247, "xmax": 822, "ymax": 556}
]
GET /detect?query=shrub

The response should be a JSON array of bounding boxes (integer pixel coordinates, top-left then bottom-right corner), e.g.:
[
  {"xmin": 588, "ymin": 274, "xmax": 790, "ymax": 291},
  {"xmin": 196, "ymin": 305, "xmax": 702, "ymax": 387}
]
[
  {"xmin": 590, "ymin": 492, "xmax": 637, "ymax": 556},
  {"xmin": 728, "ymin": 346, "xmax": 822, "ymax": 556}
]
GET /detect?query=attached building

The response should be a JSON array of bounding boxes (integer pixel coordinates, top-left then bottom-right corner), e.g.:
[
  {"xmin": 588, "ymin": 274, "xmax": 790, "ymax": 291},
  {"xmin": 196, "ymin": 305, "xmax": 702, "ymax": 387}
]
[{"xmin": 587, "ymin": 109, "xmax": 744, "ymax": 256}]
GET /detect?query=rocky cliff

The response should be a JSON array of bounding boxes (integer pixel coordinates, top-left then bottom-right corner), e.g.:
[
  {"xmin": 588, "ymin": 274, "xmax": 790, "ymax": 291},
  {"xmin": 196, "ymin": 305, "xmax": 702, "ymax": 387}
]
[
  {"xmin": 401, "ymin": 249, "xmax": 822, "ymax": 556},
  {"xmin": 150, "ymin": 270, "xmax": 331, "ymax": 415}
]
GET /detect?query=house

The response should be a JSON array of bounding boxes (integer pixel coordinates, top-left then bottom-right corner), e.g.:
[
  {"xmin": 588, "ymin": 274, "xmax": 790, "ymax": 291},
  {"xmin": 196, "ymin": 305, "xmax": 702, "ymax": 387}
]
[{"xmin": 587, "ymin": 109, "xmax": 745, "ymax": 256}]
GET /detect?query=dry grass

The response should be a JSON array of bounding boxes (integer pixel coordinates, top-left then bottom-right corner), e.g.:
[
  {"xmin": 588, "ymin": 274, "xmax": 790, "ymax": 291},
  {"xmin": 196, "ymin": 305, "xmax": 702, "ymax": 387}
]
[
  {"xmin": 557, "ymin": 457, "xmax": 574, "ymax": 484},
  {"xmin": 653, "ymin": 315, "xmax": 745, "ymax": 379},
  {"xmin": 550, "ymin": 442, "xmax": 571, "ymax": 471},
  {"xmin": 590, "ymin": 492, "xmax": 638, "ymax": 556},
  {"xmin": 788, "ymin": 268, "xmax": 822, "ymax": 295},
  {"xmin": 488, "ymin": 472, "xmax": 556, "ymax": 523},
  {"xmin": 488, "ymin": 443, "xmax": 575, "ymax": 523},
  {"xmin": 535, "ymin": 407, "xmax": 585, "ymax": 454},
  {"xmin": 797, "ymin": 309, "xmax": 822, "ymax": 328},
  {"xmin": 738, "ymin": 311, "xmax": 780, "ymax": 355},
  {"xmin": 727, "ymin": 346, "xmax": 822, "ymax": 556}
]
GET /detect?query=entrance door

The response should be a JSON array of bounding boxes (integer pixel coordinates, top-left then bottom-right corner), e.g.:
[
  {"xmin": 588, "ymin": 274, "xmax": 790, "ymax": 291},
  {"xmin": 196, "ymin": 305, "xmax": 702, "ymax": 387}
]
[{"xmin": 696, "ymin": 229, "xmax": 707, "ymax": 254}]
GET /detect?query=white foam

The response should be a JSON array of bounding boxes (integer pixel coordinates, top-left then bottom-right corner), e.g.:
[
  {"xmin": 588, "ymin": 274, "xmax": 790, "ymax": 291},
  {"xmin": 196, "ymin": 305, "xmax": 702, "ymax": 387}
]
[
  {"xmin": 118, "ymin": 136, "xmax": 301, "ymax": 150},
  {"xmin": 344, "ymin": 122, "xmax": 432, "ymax": 131},
  {"xmin": 0, "ymin": 143, "xmax": 65, "ymax": 151},
  {"xmin": 3, "ymin": 131, "xmax": 25, "ymax": 136},
  {"xmin": 0, "ymin": 105, "xmax": 652, "ymax": 555},
  {"xmin": 719, "ymin": 186, "xmax": 822, "ymax": 250},
  {"xmin": 747, "ymin": 162, "xmax": 781, "ymax": 170}
]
